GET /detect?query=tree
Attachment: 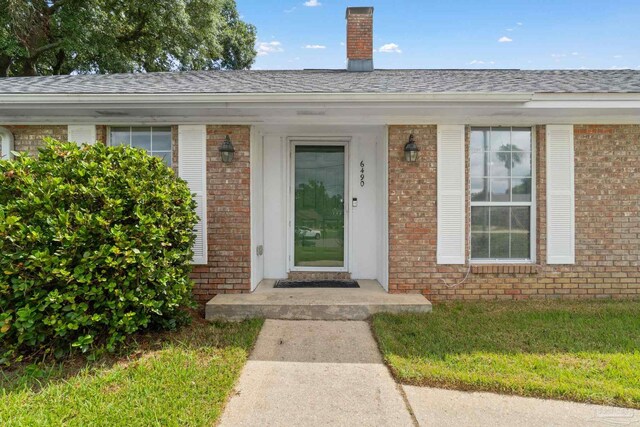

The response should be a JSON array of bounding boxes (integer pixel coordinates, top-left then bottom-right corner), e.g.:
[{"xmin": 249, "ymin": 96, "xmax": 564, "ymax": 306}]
[{"xmin": 0, "ymin": 0, "xmax": 256, "ymax": 77}]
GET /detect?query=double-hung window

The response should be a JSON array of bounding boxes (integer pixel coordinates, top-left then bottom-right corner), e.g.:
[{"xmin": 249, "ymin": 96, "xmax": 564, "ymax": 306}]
[
  {"xmin": 109, "ymin": 126, "xmax": 172, "ymax": 166},
  {"xmin": 470, "ymin": 127, "xmax": 534, "ymax": 262}
]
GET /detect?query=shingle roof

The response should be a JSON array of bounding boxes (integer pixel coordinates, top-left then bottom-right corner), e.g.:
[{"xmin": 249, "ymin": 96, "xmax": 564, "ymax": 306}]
[{"xmin": 1, "ymin": 69, "xmax": 640, "ymax": 94}]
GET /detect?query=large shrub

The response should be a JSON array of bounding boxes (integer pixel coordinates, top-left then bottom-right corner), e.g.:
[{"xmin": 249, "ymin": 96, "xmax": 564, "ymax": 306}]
[{"xmin": 0, "ymin": 139, "xmax": 198, "ymax": 363}]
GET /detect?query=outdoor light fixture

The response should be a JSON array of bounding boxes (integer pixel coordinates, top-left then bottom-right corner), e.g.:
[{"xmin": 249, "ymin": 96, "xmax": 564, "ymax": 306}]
[
  {"xmin": 219, "ymin": 134, "xmax": 235, "ymax": 163},
  {"xmin": 404, "ymin": 133, "xmax": 419, "ymax": 162}
]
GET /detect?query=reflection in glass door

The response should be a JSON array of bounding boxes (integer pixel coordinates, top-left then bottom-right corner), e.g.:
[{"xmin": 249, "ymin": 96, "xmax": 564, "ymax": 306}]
[{"xmin": 294, "ymin": 145, "xmax": 345, "ymax": 268}]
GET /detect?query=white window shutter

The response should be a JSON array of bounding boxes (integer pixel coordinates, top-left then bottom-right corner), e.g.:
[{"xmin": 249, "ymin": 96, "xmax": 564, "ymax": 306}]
[
  {"xmin": 546, "ymin": 125, "xmax": 575, "ymax": 264},
  {"xmin": 67, "ymin": 125, "xmax": 97, "ymax": 145},
  {"xmin": 437, "ymin": 125, "xmax": 466, "ymax": 264},
  {"xmin": 0, "ymin": 127, "xmax": 14, "ymax": 160},
  {"xmin": 178, "ymin": 125, "xmax": 208, "ymax": 265}
]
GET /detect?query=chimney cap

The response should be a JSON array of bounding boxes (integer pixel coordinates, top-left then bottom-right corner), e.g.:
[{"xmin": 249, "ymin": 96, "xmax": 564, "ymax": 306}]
[{"xmin": 345, "ymin": 6, "xmax": 373, "ymax": 18}]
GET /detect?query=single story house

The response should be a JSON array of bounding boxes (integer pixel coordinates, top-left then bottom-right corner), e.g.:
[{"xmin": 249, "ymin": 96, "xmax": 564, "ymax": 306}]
[{"xmin": 1, "ymin": 7, "xmax": 639, "ymax": 305}]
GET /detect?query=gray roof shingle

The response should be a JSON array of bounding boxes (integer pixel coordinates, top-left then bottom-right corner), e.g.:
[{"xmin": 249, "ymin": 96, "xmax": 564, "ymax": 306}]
[{"xmin": 1, "ymin": 69, "xmax": 639, "ymax": 94}]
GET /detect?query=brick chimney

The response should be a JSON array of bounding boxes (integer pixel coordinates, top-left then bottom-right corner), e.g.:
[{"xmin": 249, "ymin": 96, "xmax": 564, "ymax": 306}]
[{"xmin": 346, "ymin": 7, "xmax": 374, "ymax": 72}]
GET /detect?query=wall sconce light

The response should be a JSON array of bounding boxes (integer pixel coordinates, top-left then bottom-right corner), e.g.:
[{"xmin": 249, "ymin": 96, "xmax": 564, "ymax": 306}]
[
  {"xmin": 219, "ymin": 135, "xmax": 235, "ymax": 163},
  {"xmin": 404, "ymin": 133, "xmax": 419, "ymax": 162}
]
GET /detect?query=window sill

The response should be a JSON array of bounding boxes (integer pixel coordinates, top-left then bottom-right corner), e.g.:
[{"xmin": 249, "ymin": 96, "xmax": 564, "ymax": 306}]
[{"xmin": 471, "ymin": 264, "xmax": 538, "ymax": 274}]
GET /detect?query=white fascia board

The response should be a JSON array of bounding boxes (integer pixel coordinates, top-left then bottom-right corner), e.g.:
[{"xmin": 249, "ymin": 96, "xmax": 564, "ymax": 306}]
[
  {"xmin": 0, "ymin": 92, "xmax": 534, "ymax": 105},
  {"xmin": 4, "ymin": 92, "xmax": 640, "ymax": 107}
]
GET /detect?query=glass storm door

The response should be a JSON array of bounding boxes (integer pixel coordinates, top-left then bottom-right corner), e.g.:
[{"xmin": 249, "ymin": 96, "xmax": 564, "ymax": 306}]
[{"xmin": 294, "ymin": 145, "xmax": 345, "ymax": 268}]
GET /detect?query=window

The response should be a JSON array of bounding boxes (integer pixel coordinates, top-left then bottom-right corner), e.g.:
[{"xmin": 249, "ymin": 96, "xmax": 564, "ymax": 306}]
[
  {"xmin": 109, "ymin": 126, "xmax": 172, "ymax": 166},
  {"xmin": 470, "ymin": 127, "xmax": 534, "ymax": 261}
]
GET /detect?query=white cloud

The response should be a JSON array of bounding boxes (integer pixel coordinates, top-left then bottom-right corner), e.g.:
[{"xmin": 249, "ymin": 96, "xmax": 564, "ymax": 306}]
[
  {"xmin": 256, "ymin": 41, "xmax": 283, "ymax": 56},
  {"xmin": 304, "ymin": 0, "xmax": 321, "ymax": 6},
  {"xmin": 469, "ymin": 60, "xmax": 495, "ymax": 65},
  {"xmin": 378, "ymin": 43, "xmax": 402, "ymax": 53},
  {"xmin": 571, "ymin": 52, "xmax": 579, "ymax": 56},
  {"xmin": 304, "ymin": 44, "xmax": 326, "ymax": 49},
  {"xmin": 613, "ymin": 54, "xmax": 623, "ymax": 58},
  {"xmin": 498, "ymin": 36, "xmax": 513, "ymax": 43},
  {"xmin": 506, "ymin": 28, "xmax": 514, "ymax": 32},
  {"xmin": 551, "ymin": 53, "xmax": 566, "ymax": 58},
  {"xmin": 517, "ymin": 22, "xmax": 523, "ymax": 26}
]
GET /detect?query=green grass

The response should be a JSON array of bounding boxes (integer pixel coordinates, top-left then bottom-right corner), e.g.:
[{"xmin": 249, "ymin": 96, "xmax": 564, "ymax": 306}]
[
  {"xmin": 0, "ymin": 317, "xmax": 264, "ymax": 426},
  {"xmin": 372, "ymin": 300, "xmax": 640, "ymax": 408}
]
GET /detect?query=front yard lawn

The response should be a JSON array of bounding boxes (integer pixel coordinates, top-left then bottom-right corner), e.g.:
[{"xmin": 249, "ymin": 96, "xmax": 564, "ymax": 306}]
[
  {"xmin": 0, "ymin": 317, "xmax": 263, "ymax": 426},
  {"xmin": 372, "ymin": 300, "xmax": 640, "ymax": 408}
]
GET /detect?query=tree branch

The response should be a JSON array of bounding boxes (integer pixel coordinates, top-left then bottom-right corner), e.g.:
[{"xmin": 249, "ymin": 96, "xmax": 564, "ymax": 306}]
[
  {"xmin": 28, "ymin": 40, "xmax": 63, "ymax": 58},
  {"xmin": 52, "ymin": 49, "xmax": 66, "ymax": 74}
]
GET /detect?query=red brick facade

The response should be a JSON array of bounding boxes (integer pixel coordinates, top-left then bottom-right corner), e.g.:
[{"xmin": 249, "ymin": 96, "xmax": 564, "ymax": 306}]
[
  {"xmin": 190, "ymin": 126, "xmax": 252, "ymax": 303},
  {"xmin": 3, "ymin": 123, "xmax": 639, "ymax": 303},
  {"xmin": 1, "ymin": 125, "xmax": 67, "ymax": 156},
  {"xmin": 388, "ymin": 124, "xmax": 640, "ymax": 301}
]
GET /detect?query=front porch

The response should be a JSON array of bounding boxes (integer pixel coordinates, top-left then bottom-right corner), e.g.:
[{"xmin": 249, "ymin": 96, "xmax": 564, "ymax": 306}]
[{"xmin": 205, "ymin": 280, "xmax": 432, "ymax": 321}]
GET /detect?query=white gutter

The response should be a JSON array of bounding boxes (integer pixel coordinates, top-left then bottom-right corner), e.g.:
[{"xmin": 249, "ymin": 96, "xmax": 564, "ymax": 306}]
[{"xmin": 0, "ymin": 92, "xmax": 534, "ymax": 105}]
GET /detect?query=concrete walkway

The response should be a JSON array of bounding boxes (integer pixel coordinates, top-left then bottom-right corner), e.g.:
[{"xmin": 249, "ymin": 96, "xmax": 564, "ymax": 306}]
[
  {"xmin": 218, "ymin": 320, "xmax": 415, "ymax": 426},
  {"xmin": 403, "ymin": 386, "xmax": 640, "ymax": 427},
  {"xmin": 219, "ymin": 320, "xmax": 640, "ymax": 427}
]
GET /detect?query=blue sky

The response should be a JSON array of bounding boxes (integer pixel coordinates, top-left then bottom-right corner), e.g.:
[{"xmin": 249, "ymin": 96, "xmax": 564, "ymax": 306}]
[{"xmin": 236, "ymin": 0, "xmax": 640, "ymax": 70}]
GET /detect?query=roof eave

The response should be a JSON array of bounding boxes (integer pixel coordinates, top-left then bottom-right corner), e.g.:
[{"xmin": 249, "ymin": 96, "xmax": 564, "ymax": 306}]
[{"xmin": 0, "ymin": 92, "xmax": 535, "ymax": 105}]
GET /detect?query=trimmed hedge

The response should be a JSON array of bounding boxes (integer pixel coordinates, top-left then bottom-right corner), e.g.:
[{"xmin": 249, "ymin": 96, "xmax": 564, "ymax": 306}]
[{"xmin": 0, "ymin": 139, "xmax": 198, "ymax": 363}]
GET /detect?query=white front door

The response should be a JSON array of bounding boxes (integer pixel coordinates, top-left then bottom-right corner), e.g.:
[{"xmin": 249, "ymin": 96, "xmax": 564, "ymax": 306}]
[{"xmin": 289, "ymin": 139, "xmax": 349, "ymax": 272}]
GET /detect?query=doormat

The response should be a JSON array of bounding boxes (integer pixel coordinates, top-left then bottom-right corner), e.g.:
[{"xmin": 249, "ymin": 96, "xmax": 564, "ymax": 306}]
[{"xmin": 274, "ymin": 280, "xmax": 360, "ymax": 289}]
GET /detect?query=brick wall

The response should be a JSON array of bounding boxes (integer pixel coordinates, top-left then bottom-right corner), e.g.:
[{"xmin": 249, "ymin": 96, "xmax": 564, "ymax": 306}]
[
  {"xmin": 388, "ymin": 124, "xmax": 640, "ymax": 301},
  {"xmin": 0, "ymin": 125, "xmax": 67, "ymax": 157},
  {"xmin": 190, "ymin": 125, "xmax": 251, "ymax": 303}
]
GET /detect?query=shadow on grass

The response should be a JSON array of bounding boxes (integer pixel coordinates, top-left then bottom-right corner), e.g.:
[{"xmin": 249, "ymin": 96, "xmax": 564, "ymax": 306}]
[{"xmin": 0, "ymin": 314, "xmax": 263, "ymax": 394}]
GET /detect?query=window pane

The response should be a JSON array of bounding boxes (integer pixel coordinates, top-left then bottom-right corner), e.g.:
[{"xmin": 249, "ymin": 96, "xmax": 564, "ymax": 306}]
[
  {"xmin": 511, "ymin": 151, "xmax": 531, "ymax": 177},
  {"xmin": 153, "ymin": 152, "xmax": 172, "ymax": 167},
  {"xmin": 489, "ymin": 207, "xmax": 510, "ymax": 259},
  {"xmin": 471, "ymin": 128, "xmax": 490, "ymax": 152},
  {"xmin": 471, "ymin": 178, "xmax": 489, "ymax": 201},
  {"xmin": 511, "ymin": 232, "xmax": 530, "ymax": 258},
  {"xmin": 490, "ymin": 232, "xmax": 510, "ymax": 258},
  {"xmin": 131, "ymin": 127, "xmax": 151, "ymax": 151},
  {"xmin": 511, "ymin": 207, "xmax": 530, "ymax": 232},
  {"xmin": 470, "ymin": 152, "xmax": 489, "ymax": 177},
  {"xmin": 490, "ymin": 151, "xmax": 511, "ymax": 177},
  {"xmin": 512, "ymin": 178, "xmax": 532, "ymax": 201},
  {"xmin": 490, "ymin": 207, "xmax": 509, "ymax": 232},
  {"xmin": 511, "ymin": 207, "xmax": 531, "ymax": 258},
  {"xmin": 152, "ymin": 127, "xmax": 172, "ymax": 151},
  {"xmin": 511, "ymin": 128, "xmax": 532, "ymax": 152},
  {"xmin": 294, "ymin": 146, "xmax": 345, "ymax": 267},
  {"xmin": 471, "ymin": 233, "xmax": 489, "ymax": 258},
  {"xmin": 110, "ymin": 127, "xmax": 130, "ymax": 146},
  {"xmin": 471, "ymin": 206, "xmax": 489, "ymax": 232},
  {"xmin": 490, "ymin": 128, "xmax": 510, "ymax": 151},
  {"xmin": 490, "ymin": 178, "xmax": 510, "ymax": 202}
]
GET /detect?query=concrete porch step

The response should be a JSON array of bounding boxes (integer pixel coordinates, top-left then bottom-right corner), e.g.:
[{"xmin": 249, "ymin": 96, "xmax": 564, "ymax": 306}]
[{"xmin": 205, "ymin": 279, "xmax": 432, "ymax": 321}]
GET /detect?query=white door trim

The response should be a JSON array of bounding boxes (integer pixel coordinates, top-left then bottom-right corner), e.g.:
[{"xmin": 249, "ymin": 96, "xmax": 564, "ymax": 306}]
[{"xmin": 287, "ymin": 136, "xmax": 351, "ymax": 273}]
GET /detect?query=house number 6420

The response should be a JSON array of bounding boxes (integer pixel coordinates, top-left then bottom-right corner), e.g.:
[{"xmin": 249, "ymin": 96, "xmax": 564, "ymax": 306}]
[{"xmin": 360, "ymin": 160, "xmax": 365, "ymax": 187}]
